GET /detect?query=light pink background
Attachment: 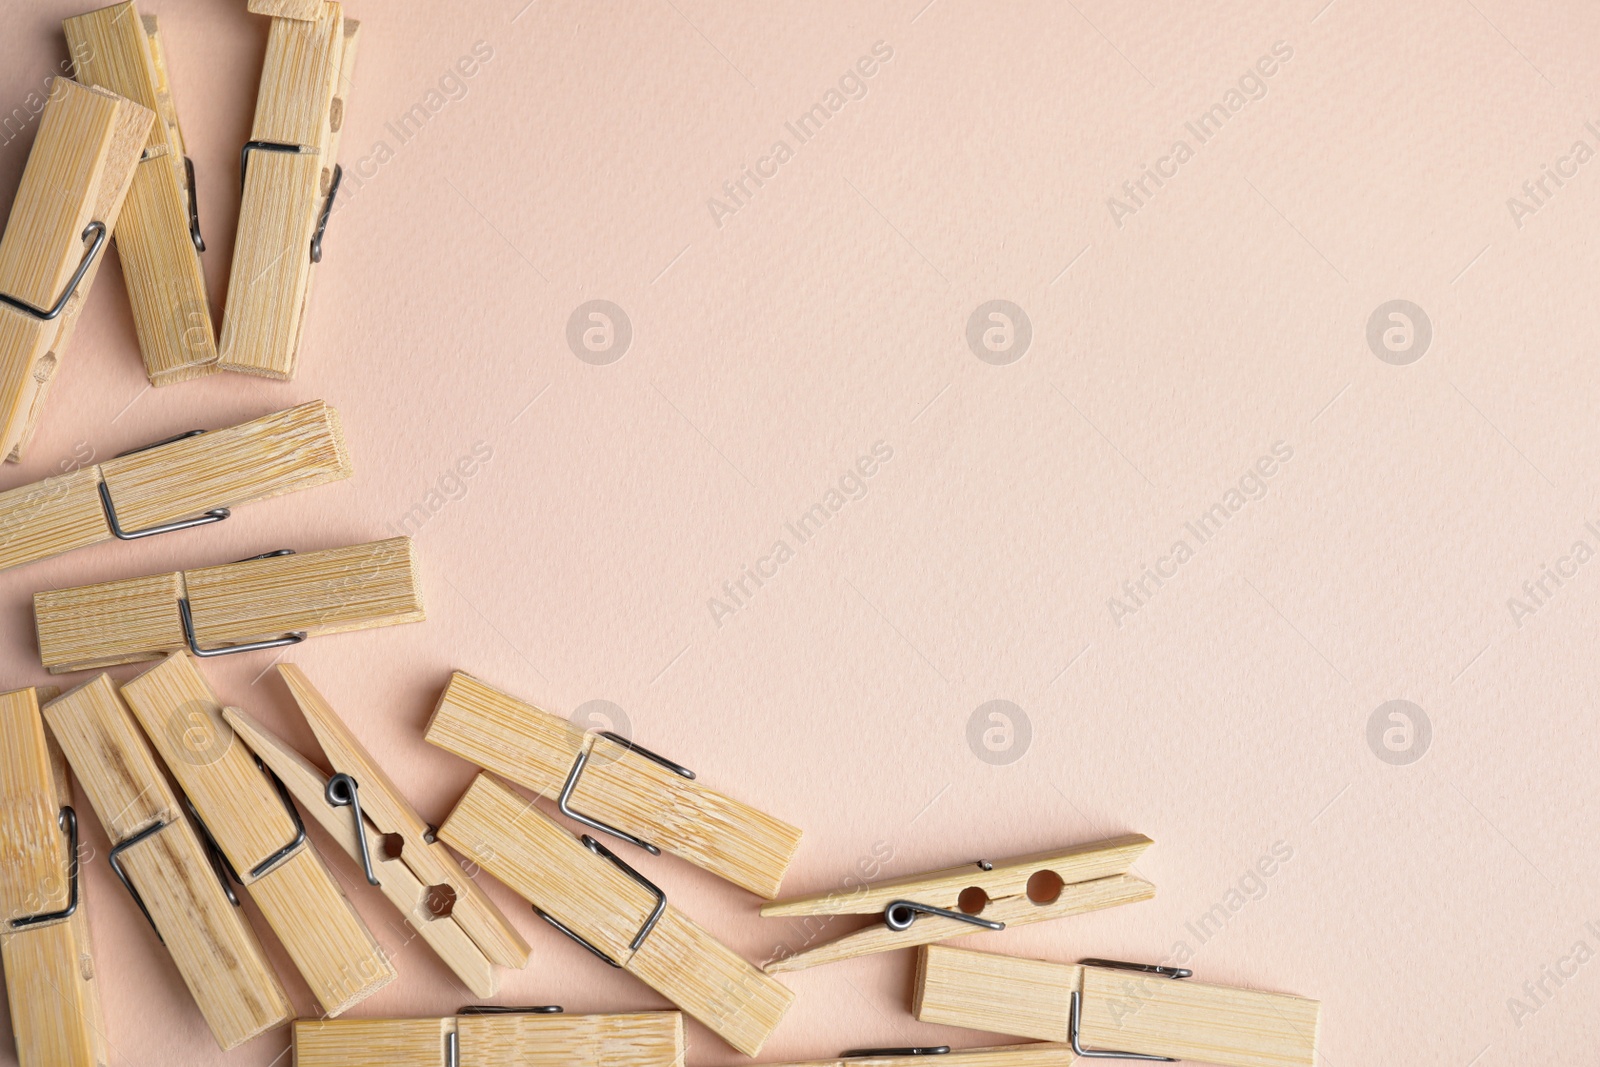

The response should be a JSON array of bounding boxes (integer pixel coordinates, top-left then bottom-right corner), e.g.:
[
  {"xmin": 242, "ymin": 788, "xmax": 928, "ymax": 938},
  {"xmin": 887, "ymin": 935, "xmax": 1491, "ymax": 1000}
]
[{"xmin": 3, "ymin": 0, "xmax": 1599, "ymax": 1064}]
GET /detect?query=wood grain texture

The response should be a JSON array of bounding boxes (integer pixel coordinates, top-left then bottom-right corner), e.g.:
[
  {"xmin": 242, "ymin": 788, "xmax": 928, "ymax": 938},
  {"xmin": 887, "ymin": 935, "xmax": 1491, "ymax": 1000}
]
[
  {"xmin": 913, "ymin": 945, "xmax": 1319, "ymax": 1067},
  {"xmin": 0, "ymin": 400, "xmax": 348, "ymax": 575},
  {"xmin": 219, "ymin": 2, "xmax": 352, "ymax": 378},
  {"xmin": 0, "ymin": 688, "xmax": 68, "ymax": 919},
  {"xmin": 279, "ymin": 665, "xmax": 530, "ymax": 971},
  {"xmin": 293, "ymin": 1017, "xmax": 450, "ymax": 1067},
  {"xmin": 757, "ymin": 1045, "xmax": 1078, "ymax": 1067},
  {"xmin": 248, "ymin": 0, "xmax": 327, "ymax": 18},
  {"xmin": 33, "ymin": 537, "xmax": 422, "ymax": 672},
  {"xmin": 223, "ymin": 703, "xmax": 500, "ymax": 996},
  {"xmin": 427, "ymin": 672, "xmax": 802, "ymax": 897},
  {"xmin": 0, "ymin": 78, "xmax": 151, "ymax": 461},
  {"xmin": 64, "ymin": 2, "xmax": 217, "ymax": 383},
  {"xmin": 439, "ymin": 773, "xmax": 793, "ymax": 1056},
  {"xmin": 293, "ymin": 1012, "xmax": 683, "ymax": 1067},
  {"xmin": 41, "ymin": 675, "xmax": 291, "ymax": 1050},
  {"xmin": 0, "ymin": 685, "xmax": 105, "ymax": 1067},
  {"xmin": 119, "ymin": 652, "xmax": 395, "ymax": 1015}
]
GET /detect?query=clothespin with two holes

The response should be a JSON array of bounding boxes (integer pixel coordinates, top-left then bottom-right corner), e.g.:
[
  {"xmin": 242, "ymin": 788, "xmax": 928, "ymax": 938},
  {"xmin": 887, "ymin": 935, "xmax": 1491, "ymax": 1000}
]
[
  {"xmin": 913, "ymin": 944, "xmax": 1321, "ymax": 1067},
  {"xmin": 762, "ymin": 1045, "xmax": 1078, "ymax": 1067},
  {"xmin": 32, "ymin": 535, "xmax": 424, "ymax": 672},
  {"xmin": 42, "ymin": 675, "xmax": 292, "ymax": 1050},
  {"xmin": 220, "ymin": 1, "xmax": 357, "ymax": 379},
  {"xmin": 223, "ymin": 665, "xmax": 532, "ymax": 997},
  {"xmin": 426, "ymin": 672, "xmax": 804, "ymax": 898},
  {"xmin": 438, "ymin": 772, "xmax": 796, "ymax": 1056},
  {"xmin": 761, "ymin": 836, "xmax": 1157, "ymax": 973},
  {"xmin": 64, "ymin": 1, "xmax": 217, "ymax": 383},
  {"xmin": 0, "ymin": 400, "xmax": 350, "ymax": 573},
  {"xmin": 120, "ymin": 652, "xmax": 396, "ymax": 1015},
  {"xmin": 0, "ymin": 78, "xmax": 151, "ymax": 461},
  {"xmin": 0, "ymin": 685, "xmax": 106, "ymax": 1067},
  {"xmin": 293, "ymin": 1006, "xmax": 685, "ymax": 1067}
]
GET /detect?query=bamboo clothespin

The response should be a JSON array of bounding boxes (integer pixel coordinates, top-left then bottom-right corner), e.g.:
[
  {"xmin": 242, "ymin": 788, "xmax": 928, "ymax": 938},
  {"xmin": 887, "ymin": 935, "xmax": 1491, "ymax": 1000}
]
[
  {"xmin": 426, "ymin": 672, "xmax": 803, "ymax": 898},
  {"xmin": 438, "ymin": 772, "xmax": 795, "ymax": 1056},
  {"xmin": 33, "ymin": 535, "xmax": 424, "ymax": 672},
  {"xmin": 223, "ymin": 665, "xmax": 531, "ymax": 997},
  {"xmin": 0, "ymin": 400, "xmax": 350, "ymax": 573},
  {"xmin": 761, "ymin": 836, "xmax": 1156, "ymax": 973},
  {"xmin": 913, "ymin": 944, "xmax": 1321, "ymax": 1067},
  {"xmin": 42, "ymin": 675, "xmax": 291, "ymax": 1050},
  {"xmin": 759, "ymin": 1045, "xmax": 1078, "ymax": 1067},
  {"xmin": 0, "ymin": 78, "xmax": 151, "ymax": 462},
  {"xmin": 0, "ymin": 685, "xmax": 106, "ymax": 1067},
  {"xmin": 294, "ymin": 1008, "xmax": 684, "ymax": 1067},
  {"xmin": 247, "ymin": 0, "xmax": 324, "ymax": 19},
  {"xmin": 64, "ymin": 1, "xmax": 217, "ymax": 384},
  {"xmin": 219, "ymin": 1, "xmax": 357, "ymax": 379},
  {"xmin": 120, "ymin": 652, "xmax": 395, "ymax": 1015}
]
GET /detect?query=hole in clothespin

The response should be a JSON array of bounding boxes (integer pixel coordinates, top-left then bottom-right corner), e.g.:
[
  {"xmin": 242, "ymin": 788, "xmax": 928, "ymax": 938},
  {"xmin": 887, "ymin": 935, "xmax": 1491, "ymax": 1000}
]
[
  {"xmin": 33, "ymin": 352, "xmax": 57, "ymax": 384},
  {"xmin": 957, "ymin": 887, "xmax": 989, "ymax": 915},
  {"xmin": 425, "ymin": 883, "xmax": 457, "ymax": 919},
  {"xmin": 380, "ymin": 832, "xmax": 405, "ymax": 861},
  {"xmin": 1026, "ymin": 869, "xmax": 1064, "ymax": 905}
]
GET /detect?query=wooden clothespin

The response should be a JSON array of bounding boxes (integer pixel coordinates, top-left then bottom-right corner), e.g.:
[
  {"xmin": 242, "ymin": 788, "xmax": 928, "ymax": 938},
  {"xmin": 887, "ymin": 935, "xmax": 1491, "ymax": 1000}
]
[
  {"xmin": 758, "ymin": 1045, "xmax": 1077, "ymax": 1067},
  {"xmin": 247, "ymin": 0, "xmax": 325, "ymax": 19},
  {"xmin": 438, "ymin": 772, "xmax": 795, "ymax": 1056},
  {"xmin": 426, "ymin": 672, "xmax": 803, "ymax": 898},
  {"xmin": 0, "ymin": 685, "xmax": 106, "ymax": 1067},
  {"xmin": 0, "ymin": 399, "xmax": 350, "ymax": 573},
  {"xmin": 294, "ymin": 1008, "xmax": 684, "ymax": 1067},
  {"xmin": 42, "ymin": 675, "xmax": 291, "ymax": 1050},
  {"xmin": 33, "ymin": 535, "xmax": 424, "ymax": 672},
  {"xmin": 0, "ymin": 78, "xmax": 151, "ymax": 461},
  {"xmin": 223, "ymin": 665, "xmax": 531, "ymax": 997},
  {"xmin": 120, "ymin": 652, "xmax": 395, "ymax": 1015},
  {"xmin": 761, "ymin": 836, "xmax": 1156, "ymax": 973},
  {"xmin": 64, "ymin": 1, "xmax": 217, "ymax": 384},
  {"xmin": 913, "ymin": 944, "xmax": 1321, "ymax": 1067},
  {"xmin": 219, "ymin": 1, "xmax": 357, "ymax": 379}
]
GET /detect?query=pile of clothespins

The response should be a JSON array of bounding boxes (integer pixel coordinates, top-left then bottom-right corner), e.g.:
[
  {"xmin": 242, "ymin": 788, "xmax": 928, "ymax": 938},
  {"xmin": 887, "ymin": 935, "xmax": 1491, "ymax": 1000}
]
[{"xmin": 0, "ymin": 3, "xmax": 1323, "ymax": 1066}]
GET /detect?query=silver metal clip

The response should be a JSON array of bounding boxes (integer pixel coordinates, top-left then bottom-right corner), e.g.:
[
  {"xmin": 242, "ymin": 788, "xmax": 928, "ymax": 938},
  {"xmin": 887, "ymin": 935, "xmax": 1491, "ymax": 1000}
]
[
  {"xmin": 7, "ymin": 808, "xmax": 79, "ymax": 930},
  {"xmin": 557, "ymin": 730, "xmax": 694, "ymax": 856},
  {"xmin": 842, "ymin": 1048, "xmax": 950, "ymax": 1058},
  {"xmin": 532, "ymin": 834, "xmax": 666, "ymax": 967},
  {"xmin": 325, "ymin": 772, "xmax": 379, "ymax": 885},
  {"xmin": 0, "ymin": 222, "xmax": 105, "ymax": 321},
  {"xmin": 1068, "ymin": 958, "xmax": 1192, "ymax": 1061}
]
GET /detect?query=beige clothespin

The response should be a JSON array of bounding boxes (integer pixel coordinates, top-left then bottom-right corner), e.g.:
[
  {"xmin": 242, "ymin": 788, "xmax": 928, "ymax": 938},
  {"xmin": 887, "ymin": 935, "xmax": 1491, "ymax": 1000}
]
[
  {"xmin": 0, "ymin": 685, "xmax": 106, "ymax": 1067},
  {"xmin": 293, "ymin": 1008, "xmax": 683, "ymax": 1067},
  {"xmin": 439, "ymin": 772, "xmax": 795, "ymax": 1055},
  {"xmin": 42, "ymin": 676, "xmax": 291, "ymax": 1050},
  {"xmin": 33, "ymin": 535, "xmax": 424, "ymax": 672},
  {"xmin": 426, "ymin": 671, "xmax": 802, "ymax": 898},
  {"xmin": 914, "ymin": 944, "xmax": 1321, "ymax": 1067},
  {"xmin": 219, "ymin": 1, "xmax": 357, "ymax": 378},
  {"xmin": 120, "ymin": 652, "xmax": 395, "ymax": 1015},
  {"xmin": 64, "ymin": 1, "xmax": 217, "ymax": 383},
  {"xmin": 0, "ymin": 78, "xmax": 151, "ymax": 460},
  {"xmin": 762, "ymin": 836, "xmax": 1156, "ymax": 973},
  {"xmin": 0, "ymin": 400, "xmax": 350, "ymax": 573},
  {"xmin": 758, "ymin": 1045, "xmax": 1077, "ymax": 1067},
  {"xmin": 223, "ymin": 665, "xmax": 531, "ymax": 997}
]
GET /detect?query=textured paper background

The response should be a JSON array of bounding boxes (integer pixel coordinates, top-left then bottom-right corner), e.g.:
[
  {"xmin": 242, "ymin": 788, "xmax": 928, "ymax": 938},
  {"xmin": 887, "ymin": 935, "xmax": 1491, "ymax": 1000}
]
[{"xmin": 2, "ymin": 0, "xmax": 1598, "ymax": 1064}]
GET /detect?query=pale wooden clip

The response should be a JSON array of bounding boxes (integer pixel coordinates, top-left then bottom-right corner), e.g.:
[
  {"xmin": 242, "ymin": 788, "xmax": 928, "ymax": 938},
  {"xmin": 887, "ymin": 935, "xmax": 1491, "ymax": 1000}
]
[
  {"xmin": 33, "ymin": 535, "xmax": 424, "ymax": 672},
  {"xmin": 0, "ymin": 399, "xmax": 350, "ymax": 573},
  {"xmin": 439, "ymin": 772, "xmax": 795, "ymax": 1056},
  {"xmin": 223, "ymin": 665, "xmax": 531, "ymax": 997},
  {"xmin": 65, "ymin": 1, "xmax": 217, "ymax": 384},
  {"xmin": 42, "ymin": 675, "xmax": 291, "ymax": 1050},
  {"xmin": 0, "ymin": 685, "xmax": 106, "ymax": 1067},
  {"xmin": 219, "ymin": 1, "xmax": 358, "ymax": 379},
  {"xmin": 762, "ymin": 835, "xmax": 1156, "ymax": 973},
  {"xmin": 759, "ymin": 1045, "xmax": 1078, "ymax": 1067},
  {"xmin": 913, "ymin": 944, "xmax": 1321, "ymax": 1067},
  {"xmin": 0, "ymin": 78, "xmax": 151, "ymax": 461},
  {"xmin": 121, "ymin": 652, "xmax": 395, "ymax": 1015},
  {"xmin": 426, "ymin": 672, "xmax": 802, "ymax": 898},
  {"xmin": 293, "ymin": 1009, "xmax": 684, "ymax": 1067}
]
